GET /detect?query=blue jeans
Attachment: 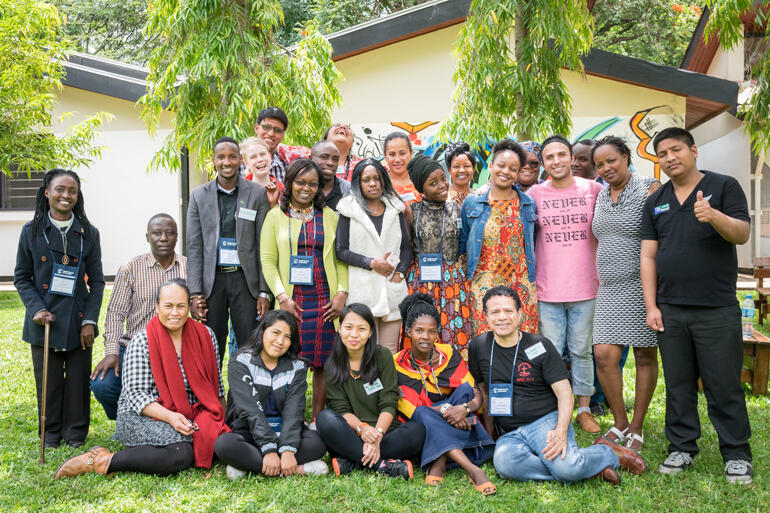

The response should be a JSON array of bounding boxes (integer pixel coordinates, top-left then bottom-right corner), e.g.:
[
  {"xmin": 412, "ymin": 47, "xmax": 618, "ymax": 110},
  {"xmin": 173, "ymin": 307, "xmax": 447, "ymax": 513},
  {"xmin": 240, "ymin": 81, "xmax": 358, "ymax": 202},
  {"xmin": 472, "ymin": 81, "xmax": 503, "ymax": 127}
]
[
  {"xmin": 89, "ymin": 345, "xmax": 125, "ymax": 420},
  {"xmin": 493, "ymin": 410, "xmax": 618, "ymax": 483},
  {"xmin": 538, "ymin": 299, "xmax": 595, "ymax": 396}
]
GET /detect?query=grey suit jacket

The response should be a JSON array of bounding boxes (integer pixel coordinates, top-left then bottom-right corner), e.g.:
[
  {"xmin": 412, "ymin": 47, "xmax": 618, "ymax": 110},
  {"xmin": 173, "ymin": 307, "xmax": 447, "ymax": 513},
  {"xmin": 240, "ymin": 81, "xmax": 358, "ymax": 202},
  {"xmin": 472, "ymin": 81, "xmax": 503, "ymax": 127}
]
[{"xmin": 186, "ymin": 177, "xmax": 269, "ymax": 299}]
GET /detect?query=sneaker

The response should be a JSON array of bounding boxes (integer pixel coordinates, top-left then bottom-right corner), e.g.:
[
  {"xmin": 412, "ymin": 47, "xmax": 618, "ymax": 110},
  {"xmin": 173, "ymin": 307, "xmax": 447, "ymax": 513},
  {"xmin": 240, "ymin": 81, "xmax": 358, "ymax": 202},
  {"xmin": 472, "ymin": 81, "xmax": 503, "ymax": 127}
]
[
  {"xmin": 377, "ymin": 459, "xmax": 413, "ymax": 480},
  {"xmin": 308, "ymin": 421, "xmax": 317, "ymax": 431},
  {"xmin": 331, "ymin": 457, "xmax": 356, "ymax": 476},
  {"xmin": 226, "ymin": 465, "xmax": 247, "ymax": 481},
  {"xmin": 302, "ymin": 459, "xmax": 329, "ymax": 475},
  {"xmin": 725, "ymin": 460, "xmax": 752, "ymax": 484},
  {"xmin": 658, "ymin": 451, "xmax": 694, "ymax": 474},
  {"xmin": 589, "ymin": 402, "xmax": 607, "ymax": 417}
]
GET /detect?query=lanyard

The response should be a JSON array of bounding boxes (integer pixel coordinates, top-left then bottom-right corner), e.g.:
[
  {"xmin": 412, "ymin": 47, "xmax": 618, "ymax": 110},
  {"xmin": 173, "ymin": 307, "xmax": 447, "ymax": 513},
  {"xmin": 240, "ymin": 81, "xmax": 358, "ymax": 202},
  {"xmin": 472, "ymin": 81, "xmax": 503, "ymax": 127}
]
[
  {"xmin": 488, "ymin": 333, "xmax": 522, "ymax": 388},
  {"xmin": 414, "ymin": 203, "xmax": 445, "ymax": 256},
  {"xmin": 410, "ymin": 348, "xmax": 444, "ymax": 400},
  {"xmin": 288, "ymin": 212, "xmax": 316, "ymax": 257},
  {"xmin": 43, "ymin": 229, "xmax": 83, "ymax": 265}
]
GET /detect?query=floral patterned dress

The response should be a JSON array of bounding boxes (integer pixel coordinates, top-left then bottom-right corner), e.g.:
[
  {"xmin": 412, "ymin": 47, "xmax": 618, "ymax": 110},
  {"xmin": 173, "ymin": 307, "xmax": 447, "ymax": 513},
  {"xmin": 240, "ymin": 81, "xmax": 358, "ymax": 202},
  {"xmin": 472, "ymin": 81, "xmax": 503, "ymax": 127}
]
[
  {"xmin": 470, "ymin": 196, "xmax": 538, "ymax": 334},
  {"xmin": 404, "ymin": 199, "xmax": 473, "ymax": 358}
]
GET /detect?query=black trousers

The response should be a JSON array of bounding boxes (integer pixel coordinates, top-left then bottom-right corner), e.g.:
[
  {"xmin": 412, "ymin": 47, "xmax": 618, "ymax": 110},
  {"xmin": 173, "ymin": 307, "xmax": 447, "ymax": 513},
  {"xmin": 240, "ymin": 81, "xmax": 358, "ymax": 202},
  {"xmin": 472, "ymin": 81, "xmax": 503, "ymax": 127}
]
[
  {"xmin": 657, "ymin": 303, "xmax": 752, "ymax": 462},
  {"xmin": 206, "ymin": 269, "xmax": 258, "ymax": 364},
  {"xmin": 108, "ymin": 442, "xmax": 194, "ymax": 476},
  {"xmin": 316, "ymin": 409, "xmax": 425, "ymax": 468},
  {"xmin": 31, "ymin": 344, "xmax": 92, "ymax": 444},
  {"xmin": 214, "ymin": 428, "xmax": 327, "ymax": 473}
]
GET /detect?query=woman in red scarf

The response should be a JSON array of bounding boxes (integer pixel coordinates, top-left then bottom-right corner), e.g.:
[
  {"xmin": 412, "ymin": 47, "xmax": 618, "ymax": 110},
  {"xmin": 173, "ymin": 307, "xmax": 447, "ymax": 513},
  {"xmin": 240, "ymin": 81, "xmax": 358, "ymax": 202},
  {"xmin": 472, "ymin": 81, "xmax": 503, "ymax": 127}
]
[{"xmin": 55, "ymin": 279, "xmax": 229, "ymax": 478}]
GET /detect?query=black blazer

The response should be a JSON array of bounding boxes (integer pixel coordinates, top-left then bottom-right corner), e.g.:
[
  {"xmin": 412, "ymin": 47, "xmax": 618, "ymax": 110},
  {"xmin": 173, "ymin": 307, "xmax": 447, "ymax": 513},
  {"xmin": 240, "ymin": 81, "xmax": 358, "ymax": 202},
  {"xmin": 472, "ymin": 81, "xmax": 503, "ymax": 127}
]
[{"xmin": 14, "ymin": 216, "xmax": 105, "ymax": 350}]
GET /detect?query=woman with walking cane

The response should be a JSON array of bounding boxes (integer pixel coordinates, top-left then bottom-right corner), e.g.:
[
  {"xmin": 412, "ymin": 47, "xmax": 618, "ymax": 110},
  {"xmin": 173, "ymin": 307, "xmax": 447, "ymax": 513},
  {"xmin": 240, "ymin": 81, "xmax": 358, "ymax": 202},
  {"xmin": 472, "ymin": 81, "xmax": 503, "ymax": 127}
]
[{"xmin": 14, "ymin": 169, "xmax": 105, "ymax": 450}]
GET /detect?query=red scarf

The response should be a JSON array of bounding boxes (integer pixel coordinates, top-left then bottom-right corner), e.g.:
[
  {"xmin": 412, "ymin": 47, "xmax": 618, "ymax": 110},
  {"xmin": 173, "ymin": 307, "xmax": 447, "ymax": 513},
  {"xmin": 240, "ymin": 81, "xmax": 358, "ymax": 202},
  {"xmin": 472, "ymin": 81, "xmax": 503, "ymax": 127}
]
[{"xmin": 146, "ymin": 316, "xmax": 230, "ymax": 468}]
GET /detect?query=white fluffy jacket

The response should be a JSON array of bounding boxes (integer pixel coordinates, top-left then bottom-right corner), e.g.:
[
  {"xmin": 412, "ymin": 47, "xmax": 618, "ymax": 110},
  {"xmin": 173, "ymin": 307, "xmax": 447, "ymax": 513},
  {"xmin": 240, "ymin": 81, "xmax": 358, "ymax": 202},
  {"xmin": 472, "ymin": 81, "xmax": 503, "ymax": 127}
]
[{"xmin": 336, "ymin": 195, "xmax": 408, "ymax": 321}]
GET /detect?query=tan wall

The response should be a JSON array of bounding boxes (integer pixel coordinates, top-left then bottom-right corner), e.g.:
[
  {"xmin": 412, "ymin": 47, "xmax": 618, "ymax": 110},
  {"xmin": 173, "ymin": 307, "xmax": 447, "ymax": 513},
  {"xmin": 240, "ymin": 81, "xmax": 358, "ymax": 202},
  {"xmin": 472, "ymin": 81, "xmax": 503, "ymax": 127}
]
[{"xmin": 0, "ymin": 86, "xmax": 181, "ymax": 277}]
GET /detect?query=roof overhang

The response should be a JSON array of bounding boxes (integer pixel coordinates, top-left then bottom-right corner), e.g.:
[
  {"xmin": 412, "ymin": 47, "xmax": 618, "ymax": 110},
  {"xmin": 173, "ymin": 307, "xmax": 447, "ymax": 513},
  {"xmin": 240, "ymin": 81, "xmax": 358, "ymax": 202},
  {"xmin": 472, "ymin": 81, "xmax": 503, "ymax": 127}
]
[{"xmin": 62, "ymin": 52, "xmax": 149, "ymax": 103}]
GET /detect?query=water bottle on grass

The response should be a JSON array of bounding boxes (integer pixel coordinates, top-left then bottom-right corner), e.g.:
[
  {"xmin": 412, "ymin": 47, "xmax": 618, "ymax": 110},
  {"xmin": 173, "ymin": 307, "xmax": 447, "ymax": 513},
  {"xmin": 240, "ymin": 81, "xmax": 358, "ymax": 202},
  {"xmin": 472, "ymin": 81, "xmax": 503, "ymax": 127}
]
[{"xmin": 742, "ymin": 295, "xmax": 755, "ymax": 338}]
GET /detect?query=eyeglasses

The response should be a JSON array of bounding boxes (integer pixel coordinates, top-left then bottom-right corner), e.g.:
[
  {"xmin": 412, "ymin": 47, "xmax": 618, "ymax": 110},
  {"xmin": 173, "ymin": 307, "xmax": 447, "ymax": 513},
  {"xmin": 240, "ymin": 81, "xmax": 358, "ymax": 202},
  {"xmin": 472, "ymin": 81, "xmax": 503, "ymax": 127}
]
[
  {"xmin": 294, "ymin": 179, "xmax": 319, "ymax": 189},
  {"xmin": 259, "ymin": 122, "xmax": 285, "ymax": 135},
  {"xmin": 522, "ymin": 160, "xmax": 541, "ymax": 169}
]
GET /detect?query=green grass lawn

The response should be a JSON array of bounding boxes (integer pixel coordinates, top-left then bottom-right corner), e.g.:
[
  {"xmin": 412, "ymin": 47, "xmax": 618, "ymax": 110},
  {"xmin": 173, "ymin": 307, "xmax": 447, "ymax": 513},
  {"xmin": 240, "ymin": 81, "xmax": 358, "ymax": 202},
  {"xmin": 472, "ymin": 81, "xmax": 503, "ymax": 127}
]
[{"xmin": 1, "ymin": 291, "xmax": 767, "ymax": 512}]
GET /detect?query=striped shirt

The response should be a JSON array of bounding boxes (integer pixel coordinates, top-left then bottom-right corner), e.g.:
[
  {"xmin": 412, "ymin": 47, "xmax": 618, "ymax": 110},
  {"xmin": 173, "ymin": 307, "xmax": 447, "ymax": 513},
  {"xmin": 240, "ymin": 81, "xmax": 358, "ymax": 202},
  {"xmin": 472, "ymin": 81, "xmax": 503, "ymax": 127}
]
[{"xmin": 104, "ymin": 253, "xmax": 187, "ymax": 356}]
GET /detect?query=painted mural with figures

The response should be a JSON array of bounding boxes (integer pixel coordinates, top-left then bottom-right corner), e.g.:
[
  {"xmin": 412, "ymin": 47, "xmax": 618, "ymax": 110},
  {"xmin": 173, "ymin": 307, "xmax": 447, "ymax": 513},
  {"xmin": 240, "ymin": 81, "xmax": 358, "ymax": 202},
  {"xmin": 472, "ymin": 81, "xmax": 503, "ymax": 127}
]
[{"xmin": 351, "ymin": 105, "xmax": 684, "ymax": 186}]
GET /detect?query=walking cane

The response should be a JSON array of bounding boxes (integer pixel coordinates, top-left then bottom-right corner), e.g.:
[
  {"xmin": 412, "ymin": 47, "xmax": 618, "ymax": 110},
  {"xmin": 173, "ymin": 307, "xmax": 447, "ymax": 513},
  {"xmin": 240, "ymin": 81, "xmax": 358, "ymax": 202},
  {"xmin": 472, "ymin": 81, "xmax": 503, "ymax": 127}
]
[{"xmin": 39, "ymin": 321, "xmax": 50, "ymax": 465}]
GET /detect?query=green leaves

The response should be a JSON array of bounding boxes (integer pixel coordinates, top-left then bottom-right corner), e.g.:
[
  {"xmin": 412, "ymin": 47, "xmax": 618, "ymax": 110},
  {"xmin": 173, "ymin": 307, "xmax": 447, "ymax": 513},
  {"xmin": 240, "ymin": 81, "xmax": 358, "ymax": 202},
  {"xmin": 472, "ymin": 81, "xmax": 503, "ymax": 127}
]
[
  {"xmin": 706, "ymin": 1, "xmax": 770, "ymax": 155},
  {"xmin": 437, "ymin": 0, "xmax": 593, "ymax": 145},
  {"xmin": 0, "ymin": 0, "xmax": 110, "ymax": 177},
  {"xmin": 140, "ymin": 0, "xmax": 342, "ymax": 175}
]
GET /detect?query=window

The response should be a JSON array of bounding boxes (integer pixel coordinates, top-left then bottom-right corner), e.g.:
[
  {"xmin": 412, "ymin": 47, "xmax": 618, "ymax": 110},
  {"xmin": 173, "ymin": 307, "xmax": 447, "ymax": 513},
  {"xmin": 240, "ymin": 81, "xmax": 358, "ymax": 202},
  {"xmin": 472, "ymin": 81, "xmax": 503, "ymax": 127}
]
[{"xmin": 0, "ymin": 168, "xmax": 45, "ymax": 210}]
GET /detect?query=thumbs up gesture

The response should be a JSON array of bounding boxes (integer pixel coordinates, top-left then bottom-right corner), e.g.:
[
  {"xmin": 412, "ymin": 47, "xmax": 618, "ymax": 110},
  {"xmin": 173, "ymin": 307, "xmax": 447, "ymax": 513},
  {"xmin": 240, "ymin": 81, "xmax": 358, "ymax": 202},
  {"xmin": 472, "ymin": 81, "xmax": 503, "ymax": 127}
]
[{"xmin": 693, "ymin": 190, "xmax": 714, "ymax": 223}]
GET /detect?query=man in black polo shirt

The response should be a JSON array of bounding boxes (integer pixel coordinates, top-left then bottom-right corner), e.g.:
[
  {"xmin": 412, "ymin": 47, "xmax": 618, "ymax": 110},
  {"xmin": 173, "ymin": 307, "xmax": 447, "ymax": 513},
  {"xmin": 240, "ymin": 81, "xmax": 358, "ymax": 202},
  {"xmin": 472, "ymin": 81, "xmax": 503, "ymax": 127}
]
[
  {"xmin": 311, "ymin": 140, "xmax": 351, "ymax": 212},
  {"xmin": 641, "ymin": 127, "xmax": 752, "ymax": 484},
  {"xmin": 468, "ymin": 286, "xmax": 645, "ymax": 484},
  {"xmin": 187, "ymin": 137, "xmax": 271, "ymax": 364}
]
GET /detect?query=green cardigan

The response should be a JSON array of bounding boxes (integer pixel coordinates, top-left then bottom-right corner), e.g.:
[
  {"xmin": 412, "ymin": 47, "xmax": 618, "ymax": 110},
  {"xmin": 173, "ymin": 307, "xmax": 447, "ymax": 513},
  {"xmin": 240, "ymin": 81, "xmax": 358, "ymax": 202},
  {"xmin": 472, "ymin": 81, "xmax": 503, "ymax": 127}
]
[{"xmin": 260, "ymin": 206, "xmax": 349, "ymax": 312}]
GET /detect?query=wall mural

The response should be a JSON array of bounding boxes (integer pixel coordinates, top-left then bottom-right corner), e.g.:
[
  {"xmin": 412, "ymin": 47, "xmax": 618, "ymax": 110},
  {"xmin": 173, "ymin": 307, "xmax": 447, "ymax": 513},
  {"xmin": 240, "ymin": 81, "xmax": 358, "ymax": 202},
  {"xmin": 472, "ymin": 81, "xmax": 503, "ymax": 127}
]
[{"xmin": 350, "ymin": 105, "xmax": 684, "ymax": 185}]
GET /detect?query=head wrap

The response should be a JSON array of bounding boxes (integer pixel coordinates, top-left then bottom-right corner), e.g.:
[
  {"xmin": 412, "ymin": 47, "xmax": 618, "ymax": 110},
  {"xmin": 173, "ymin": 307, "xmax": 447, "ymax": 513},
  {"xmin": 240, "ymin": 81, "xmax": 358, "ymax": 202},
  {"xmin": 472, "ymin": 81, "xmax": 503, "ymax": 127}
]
[
  {"xmin": 407, "ymin": 153, "xmax": 443, "ymax": 193},
  {"xmin": 519, "ymin": 141, "xmax": 542, "ymax": 157}
]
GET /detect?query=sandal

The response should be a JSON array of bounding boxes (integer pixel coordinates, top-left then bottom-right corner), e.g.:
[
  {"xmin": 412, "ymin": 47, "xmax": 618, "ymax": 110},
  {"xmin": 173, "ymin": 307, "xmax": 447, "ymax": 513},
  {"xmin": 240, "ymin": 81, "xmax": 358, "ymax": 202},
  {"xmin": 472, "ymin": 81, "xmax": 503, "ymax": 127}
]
[
  {"xmin": 469, "ymin": 477, "xmax": 497, "ymax": 497},
  {"xmin": 625, "ymin": 431, "xmax": 644, "ymax": 452},
  {"xmin": 602, "ymin": 426, "xmax": 629, "ymax": 444},
  {"xmin": 425, "ymin": 475, "xmax": 444, "ymax": 486}
]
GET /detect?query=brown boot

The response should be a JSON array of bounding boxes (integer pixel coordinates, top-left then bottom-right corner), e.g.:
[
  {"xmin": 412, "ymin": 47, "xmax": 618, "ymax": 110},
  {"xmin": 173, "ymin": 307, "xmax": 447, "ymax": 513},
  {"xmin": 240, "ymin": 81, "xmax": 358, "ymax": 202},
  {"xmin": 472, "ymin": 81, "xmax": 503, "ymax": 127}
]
[
  {"xmin": 595, "ymin": 466, "xmax": 621, "ymax": 485},
  {"xmin": 576, "ymin": 411, "xmax": 601, "ymax": 433},
  {"xmin": 53, "ymin": 446, "xmax": 115, "ymax": 479},
  {"xmin": 593, "ymin": 436, "xmax": 647, "ymax": 475}
]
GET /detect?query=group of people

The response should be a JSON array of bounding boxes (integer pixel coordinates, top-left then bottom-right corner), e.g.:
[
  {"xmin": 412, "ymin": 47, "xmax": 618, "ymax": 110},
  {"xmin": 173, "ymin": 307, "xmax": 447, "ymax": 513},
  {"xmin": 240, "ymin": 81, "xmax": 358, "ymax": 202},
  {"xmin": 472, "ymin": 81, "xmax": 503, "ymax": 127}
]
[{"xmin": 14, "ymin": 105, "xmax": 753, "ymax": 488}]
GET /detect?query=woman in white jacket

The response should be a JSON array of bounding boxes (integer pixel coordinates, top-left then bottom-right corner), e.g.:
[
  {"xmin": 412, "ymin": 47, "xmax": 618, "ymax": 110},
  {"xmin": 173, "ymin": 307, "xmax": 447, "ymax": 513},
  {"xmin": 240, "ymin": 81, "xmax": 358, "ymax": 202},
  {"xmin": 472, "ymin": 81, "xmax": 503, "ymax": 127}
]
[{"xmin": 335, "ymin": 159, "xmax": 413, "ymax": 353}]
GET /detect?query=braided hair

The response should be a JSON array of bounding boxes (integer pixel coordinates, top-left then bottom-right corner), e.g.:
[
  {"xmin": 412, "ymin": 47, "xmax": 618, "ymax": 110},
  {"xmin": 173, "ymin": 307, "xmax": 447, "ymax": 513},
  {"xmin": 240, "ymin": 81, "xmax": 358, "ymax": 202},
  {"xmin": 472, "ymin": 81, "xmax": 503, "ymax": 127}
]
[
  {"xmin": 399, "ymin": 292, "xmax": 441, "ymax": 332},
  {"xmin": 31, "ymin": 169, "xmax": 92, "ymax": 239}
]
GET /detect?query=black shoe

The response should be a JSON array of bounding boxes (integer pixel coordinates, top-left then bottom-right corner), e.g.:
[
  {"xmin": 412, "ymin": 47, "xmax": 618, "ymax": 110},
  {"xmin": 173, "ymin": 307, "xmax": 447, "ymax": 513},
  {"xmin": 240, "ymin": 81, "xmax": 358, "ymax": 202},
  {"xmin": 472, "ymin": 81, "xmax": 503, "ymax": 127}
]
[
  {"xmin": 589, "ymin": 402, "xmax": 607, "ymax": 417},
  {"xmin": 66, "ymin": 440, "xmax": 85, "ymax": 448},
  {"xmin": 331, "ymin": 457, "xmax": 356, "ymax": 476},
  {"xmin": 376, "ymin": 459, "xmax": 413, "ymax": 480},
  {"xmin": 44, "ymin": 439, "xmax": 62, "ymax": 449}
]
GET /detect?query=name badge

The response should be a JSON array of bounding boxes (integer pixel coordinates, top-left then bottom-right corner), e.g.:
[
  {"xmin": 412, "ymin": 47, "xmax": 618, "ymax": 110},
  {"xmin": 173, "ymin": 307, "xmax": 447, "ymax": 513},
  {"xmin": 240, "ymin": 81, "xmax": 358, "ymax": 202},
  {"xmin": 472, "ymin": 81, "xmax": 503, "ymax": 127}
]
[
  {"xmin": 289, "ymin": 255, "xmax": 314, "ymax": 285},
  {"xmin": 524, "ymin": 342, "xmax": 546, "ymax": 360},
  {"xmin": 419, "ymin": 253, "xmax": 443, "ymax": 283},
  {"xmin": 363, "ymin": 378, "xmax": 384, "ymax": 395},
  {"xmin": 456, "ymin": 217, "xmax": 462, "ymax": 229},
  {"xmin": 238, "ymin": 207, "xmax": 257, "ymax": 221},
  {"xmin": 654, "ymin": 203, "xmax": 670, "ymax": 215},
  {"xmin": 218, "ymin": 238, "xmax": 241, "ymax": 266},
  {"xmin": 266, "ymin": 416, "xmax": 282, "ymax": 436},
  {"xmin": 489, "ymin": 383, "xmax": 513, "ymax": 416},
  {"xmin": 50, "ymin": 263, "xmax": 78, "ymax": 297}
]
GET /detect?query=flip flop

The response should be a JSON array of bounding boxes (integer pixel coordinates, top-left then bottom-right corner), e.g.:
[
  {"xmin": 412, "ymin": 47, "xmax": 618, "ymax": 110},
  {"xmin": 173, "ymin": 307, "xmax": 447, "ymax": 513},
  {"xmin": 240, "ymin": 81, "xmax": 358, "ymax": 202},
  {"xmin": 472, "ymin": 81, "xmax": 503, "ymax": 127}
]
[
  {"xmin": 602, "ymin": 426, "xmax": 629, "ymax": 444},
  {"xmin": 469, "ymin": 477, "xmax": 496, "ymax": 496},
  {"xmin": 625, "ymin": 431, "xmax": 644, "ymax": 451},
  {"xmin": 425, "ymin": 475, "xmax": 444, "ymax": 486}
]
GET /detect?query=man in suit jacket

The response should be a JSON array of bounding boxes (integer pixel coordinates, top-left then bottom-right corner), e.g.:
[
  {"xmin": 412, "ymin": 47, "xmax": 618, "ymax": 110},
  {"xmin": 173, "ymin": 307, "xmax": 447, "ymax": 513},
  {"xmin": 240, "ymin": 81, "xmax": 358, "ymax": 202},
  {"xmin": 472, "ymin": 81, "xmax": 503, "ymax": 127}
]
[{"xmin": 187, "ymin": 137, "xmax": 271, "ymax": 362}]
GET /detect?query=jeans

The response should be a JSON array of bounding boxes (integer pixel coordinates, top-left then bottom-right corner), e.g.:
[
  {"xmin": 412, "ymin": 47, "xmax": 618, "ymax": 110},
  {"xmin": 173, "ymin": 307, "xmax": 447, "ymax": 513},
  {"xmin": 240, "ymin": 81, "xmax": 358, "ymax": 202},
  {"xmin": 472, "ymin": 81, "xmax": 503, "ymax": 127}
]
[
  {"xmin": 539, "ymin": 299, "xmax": 595, "ymax": 396},
  {"xmin": 493, "ymin": 410, "xmax": 618, "ymax": 483},
  {"xmin": 316, "ymin": 409, "xmax": 425, "ymax": 468},
  {"xmin": 90, "ymin": 345, "xmax": 126, "ymax": 420}
]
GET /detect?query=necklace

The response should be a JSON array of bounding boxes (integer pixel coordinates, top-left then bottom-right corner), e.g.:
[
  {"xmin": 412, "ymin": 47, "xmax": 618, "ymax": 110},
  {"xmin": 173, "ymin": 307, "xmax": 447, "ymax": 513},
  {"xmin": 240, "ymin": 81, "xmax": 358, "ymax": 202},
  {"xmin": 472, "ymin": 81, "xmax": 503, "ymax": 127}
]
[{"xmin": 289, "ymin": 203, "xmax": 314, "ymax": 222}]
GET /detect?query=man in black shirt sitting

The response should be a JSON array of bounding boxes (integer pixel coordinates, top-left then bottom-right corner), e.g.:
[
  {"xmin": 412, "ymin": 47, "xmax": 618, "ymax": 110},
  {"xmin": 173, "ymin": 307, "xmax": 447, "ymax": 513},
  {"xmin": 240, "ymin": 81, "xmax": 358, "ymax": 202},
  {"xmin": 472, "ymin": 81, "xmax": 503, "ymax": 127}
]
[
  {"xmin": 641, "ymin": 127, "xmax": 753, "ymax": 484},
  {"xmin": 468, "ymin": 286, "xmax": 645, "ymax": 485}
]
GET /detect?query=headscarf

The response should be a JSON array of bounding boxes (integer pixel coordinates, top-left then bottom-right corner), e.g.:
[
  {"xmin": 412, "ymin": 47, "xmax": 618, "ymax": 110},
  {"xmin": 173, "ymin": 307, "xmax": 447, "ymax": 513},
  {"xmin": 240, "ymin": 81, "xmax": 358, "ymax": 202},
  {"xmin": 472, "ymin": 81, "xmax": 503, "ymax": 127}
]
[
  {"xmin": 519, "ymin": 141, "xmax": 542, "ymax": 158},
  {"xmin": 407, "ymin": 153, "xmax": 443, "ymax": 194}
]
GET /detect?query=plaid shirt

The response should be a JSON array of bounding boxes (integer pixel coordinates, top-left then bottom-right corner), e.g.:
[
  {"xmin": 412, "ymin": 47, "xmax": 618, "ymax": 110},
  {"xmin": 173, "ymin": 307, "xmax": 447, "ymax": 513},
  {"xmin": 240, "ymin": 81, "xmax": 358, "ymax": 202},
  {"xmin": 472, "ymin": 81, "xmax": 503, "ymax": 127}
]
[
  {"xmin": 273, "ymin": 143, "xmax": 312, "ymax": 185},
  {"xmin": 104, "ymin": 253, "xmax": 187, "ymax": 356},
  {"xmin": 118, "ymin": 327, "xmax": 224, "ymax": 415}
]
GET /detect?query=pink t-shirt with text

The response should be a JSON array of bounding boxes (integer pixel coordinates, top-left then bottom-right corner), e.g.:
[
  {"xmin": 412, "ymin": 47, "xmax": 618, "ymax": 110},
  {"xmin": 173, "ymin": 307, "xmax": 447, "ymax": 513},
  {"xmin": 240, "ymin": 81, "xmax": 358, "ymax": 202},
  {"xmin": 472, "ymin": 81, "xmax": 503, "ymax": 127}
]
[{"xmin": 527, "ymin": 177, "xmax": 604, "ymax": 303}]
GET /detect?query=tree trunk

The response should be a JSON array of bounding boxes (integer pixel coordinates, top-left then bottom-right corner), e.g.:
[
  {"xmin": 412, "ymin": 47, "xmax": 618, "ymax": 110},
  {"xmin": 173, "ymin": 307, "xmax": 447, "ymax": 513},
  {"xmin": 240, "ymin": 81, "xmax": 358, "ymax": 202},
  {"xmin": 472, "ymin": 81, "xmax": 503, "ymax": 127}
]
[{"xmin": 514, "ymin": 1, "xmax": 532, "ymax": 141}]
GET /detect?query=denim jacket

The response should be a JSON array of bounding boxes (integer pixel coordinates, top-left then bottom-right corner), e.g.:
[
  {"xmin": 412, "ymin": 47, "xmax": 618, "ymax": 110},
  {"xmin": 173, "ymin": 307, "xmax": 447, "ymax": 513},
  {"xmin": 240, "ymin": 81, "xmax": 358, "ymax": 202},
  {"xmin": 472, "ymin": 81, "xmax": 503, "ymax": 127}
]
[{"xmin": 459, "ymin": 187, "xmax": 537, "ymax": 282}]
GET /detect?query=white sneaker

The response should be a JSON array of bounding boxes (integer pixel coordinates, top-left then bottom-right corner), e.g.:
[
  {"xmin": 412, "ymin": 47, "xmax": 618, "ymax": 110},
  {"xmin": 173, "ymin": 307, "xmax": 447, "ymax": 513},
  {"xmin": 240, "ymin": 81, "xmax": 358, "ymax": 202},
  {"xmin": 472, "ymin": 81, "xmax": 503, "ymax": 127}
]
[
  {"xmin": 302, "ymin": 460, "xmax": 329, "ymax": 475},
  {"xmin": 725, "ymin": 460, "xmax": 752, "ymax": 484},
  {"xmin": 226, "ymin": 465, "xmax": 247, "ymax": 481},
  {"xmin": 308, "ymin": 421, "xmax": 317, "ymax": 431},
  {"xmin": 658, "ymin": 451, "xmax": 694, "ymax": 474}
]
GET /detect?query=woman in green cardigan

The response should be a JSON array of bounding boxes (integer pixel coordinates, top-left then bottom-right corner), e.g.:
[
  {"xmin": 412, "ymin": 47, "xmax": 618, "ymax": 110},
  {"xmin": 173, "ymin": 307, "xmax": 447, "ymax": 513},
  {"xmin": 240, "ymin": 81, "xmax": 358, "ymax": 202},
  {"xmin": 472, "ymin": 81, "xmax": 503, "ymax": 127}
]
[{"xmin": 260, "ymin": 158, "xmax": 349, "ymax": 422}]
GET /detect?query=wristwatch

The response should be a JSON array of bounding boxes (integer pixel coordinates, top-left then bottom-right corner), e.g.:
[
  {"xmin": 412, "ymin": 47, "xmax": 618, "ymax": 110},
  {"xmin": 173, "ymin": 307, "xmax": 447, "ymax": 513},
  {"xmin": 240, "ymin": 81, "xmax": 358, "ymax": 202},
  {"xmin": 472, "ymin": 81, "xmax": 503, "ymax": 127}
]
[
  {"xmin": 440, "ymin": 403, "xmax": 451, "ymax": 414},
  {"xmin": 463, "ymin": 402, "xmax": 471, "ymax": 415}
]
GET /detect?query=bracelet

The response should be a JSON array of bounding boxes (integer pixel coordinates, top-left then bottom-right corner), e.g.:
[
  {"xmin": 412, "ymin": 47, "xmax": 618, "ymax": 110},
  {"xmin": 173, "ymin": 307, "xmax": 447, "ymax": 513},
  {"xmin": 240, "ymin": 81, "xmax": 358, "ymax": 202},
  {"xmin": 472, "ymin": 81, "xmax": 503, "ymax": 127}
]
[
  {"xmin": 375, "ymin": 427, "xmax": 383, "ymax": 434},
  {"xmin": 278, "ymin": 295, "xmax": 289, "ymax": 305}
]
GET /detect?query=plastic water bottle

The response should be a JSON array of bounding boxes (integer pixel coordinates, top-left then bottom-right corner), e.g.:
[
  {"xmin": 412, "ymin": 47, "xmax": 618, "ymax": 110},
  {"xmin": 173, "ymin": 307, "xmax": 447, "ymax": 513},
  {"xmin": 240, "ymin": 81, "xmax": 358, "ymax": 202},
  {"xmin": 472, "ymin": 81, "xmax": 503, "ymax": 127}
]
[{"xmin": 741, "ymin": 295, "xmax": 755, "ymax": 338}]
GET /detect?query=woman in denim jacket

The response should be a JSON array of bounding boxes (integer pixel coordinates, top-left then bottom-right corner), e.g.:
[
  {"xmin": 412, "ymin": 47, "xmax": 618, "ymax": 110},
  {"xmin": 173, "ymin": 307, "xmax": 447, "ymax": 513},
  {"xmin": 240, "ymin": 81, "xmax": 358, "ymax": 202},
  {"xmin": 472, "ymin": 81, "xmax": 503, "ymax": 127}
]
[{"xmin": 459, "ymin": 139, "xmax": 538, "ymax": 334}]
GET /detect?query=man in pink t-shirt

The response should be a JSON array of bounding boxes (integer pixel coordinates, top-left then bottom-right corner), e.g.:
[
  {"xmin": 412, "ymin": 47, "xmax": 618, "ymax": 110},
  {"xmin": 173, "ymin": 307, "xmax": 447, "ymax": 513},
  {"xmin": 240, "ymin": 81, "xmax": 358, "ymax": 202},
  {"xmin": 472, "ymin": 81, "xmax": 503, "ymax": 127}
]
[{"xmin": 528, "ymin": 135, "xmax": 604, "ymax": 435}]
